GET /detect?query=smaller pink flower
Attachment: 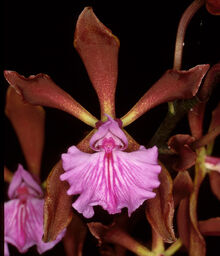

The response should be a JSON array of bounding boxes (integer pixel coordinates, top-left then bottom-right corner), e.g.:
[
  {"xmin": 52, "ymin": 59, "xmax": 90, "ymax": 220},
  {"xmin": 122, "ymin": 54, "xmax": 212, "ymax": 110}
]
[
  {"xmin": 61, "ymin": 115, "xmax": 161, "ymax": 218},
  {"xmin": 4, "ymin": 164, "xmax": 65, "ymax": 255}
]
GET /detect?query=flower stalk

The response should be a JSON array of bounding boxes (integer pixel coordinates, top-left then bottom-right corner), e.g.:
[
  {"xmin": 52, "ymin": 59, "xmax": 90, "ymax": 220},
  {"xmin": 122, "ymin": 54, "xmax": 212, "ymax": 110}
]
[
  {"xmin": 164, "ymin": 239, "xmax": 182, "ymax": 256},
  {"xmin": 173, "ymin": 0, "xmax": 205, "ymax": 70}
]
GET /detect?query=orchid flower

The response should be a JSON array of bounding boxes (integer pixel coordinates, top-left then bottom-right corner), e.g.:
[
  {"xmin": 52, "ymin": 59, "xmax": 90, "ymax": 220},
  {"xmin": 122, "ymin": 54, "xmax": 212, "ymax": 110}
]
[
  {"xmin": 60, "ymin": 114, "xmax": 161, "ymax": 218},
  {"xmin": 4, "ymin": 164, "xmax": 65, "ymax": 255},
  {"xmin": 4, "ymin": 7, "xmax": 210, "ymax": 240},
  {"xmin": 4, "ymin": 87, "xmax": 66, "ymax": 255}
]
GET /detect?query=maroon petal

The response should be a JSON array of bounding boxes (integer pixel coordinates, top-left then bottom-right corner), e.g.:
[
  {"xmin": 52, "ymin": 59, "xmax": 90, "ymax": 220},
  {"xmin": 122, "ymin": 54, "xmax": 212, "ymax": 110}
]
[
  {"xmin": 188, "ymin": 149, "xmax": 206, "ymax": 256},
  {"xmin": 74, "ymin": 7, "xmax": 119, "ymax": 119},
  {"xmin": 43, "ymin": 130, "xmax": 97, "ymax": 242},
  {"xmin": 5, "ymin": 87, "xmax": 45, "ymax": 177},
  {"xmin": 209, "ymin": 102, "xmax": 220, "ymax": 132},
  {"xmin": 177, "ymin": 198, "xmax": 206, "ymax": 255},
  {"xmin": 146, "ymin": 163, "xmax": 176, "ymax": 243},
  {"xmin": 199, "ymin": 218, "xmax": 220, "ymax": 236},
  {"xmin": 173, "ymin": 171, "xmax": 193, "ymax": 207},
  {"xmin": 190, "ymin": 102, "xmax": 220, "ymax": 150},
  {"xmin": 63, "ymin": 216, "xmax": 87, "ymax": 256},
  {"xmin": 177, "ymin": 198, "xmax": 190, "ymax": 249},
  {"xmin": 121, "ymin": 65, "xmax": 209, "ymax": 126},
  {"xmin": 188, "ymin": 63, "xmax": 220, "ymax": 139},
  {"xmin": 4, "ymin": 71, "xmax": 98, "ymax": 127},
  {"xmin": 197, "ymin": 62, "xmax": 220, "ymax": 102},
  {"xmin": 168, "ymin": 134, "xmax": 196, "ymax": 171},
  {"xmin": 206, "ymin": 0, "xmax": 220, "ymax": 16},
  {"xmin": 43, "ymin": 160, "xmax": 73, "ymax": 242},
  {"xmin": 188, "ymin": 102, "xmax": 206, "ymax": 139}
]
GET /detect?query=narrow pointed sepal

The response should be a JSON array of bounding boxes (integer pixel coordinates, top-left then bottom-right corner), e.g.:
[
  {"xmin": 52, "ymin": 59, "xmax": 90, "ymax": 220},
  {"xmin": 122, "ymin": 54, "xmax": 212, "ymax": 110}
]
[
  {"xmin": 5, "ymin": 87, "xmax": 45, "ymax": 176},
  {"xmin": 146, "ymin": 164, "xmax": 176, "ymax": 243},
  {"xmin": 43, "ymin": 161, "xmax": 73, "ymax": 242},
  {"xmin": 121, "ymin": 65, "xmax": 210, "ymax": 127},
  {"xmin": 4, "ymin": 70, "xmax": 98, "ymax": 127},
  {"xmin": 74, "ymin": 7, "xmax": 119, "ymax": 119}
]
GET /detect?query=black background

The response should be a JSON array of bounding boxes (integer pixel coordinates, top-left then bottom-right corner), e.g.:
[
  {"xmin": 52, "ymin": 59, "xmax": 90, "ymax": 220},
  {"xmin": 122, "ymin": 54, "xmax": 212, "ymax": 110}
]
[{"xmin": 3, "ymin": 0, "xmax": 220, "ymax": 255}]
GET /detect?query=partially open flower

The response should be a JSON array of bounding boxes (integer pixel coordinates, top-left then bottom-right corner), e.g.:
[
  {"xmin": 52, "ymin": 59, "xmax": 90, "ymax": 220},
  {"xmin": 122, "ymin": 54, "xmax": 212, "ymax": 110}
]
[
  {"xmin": 4, "ymin": 164, "xmax": 65, "ymax": 254},
  {"xmin": 60, "ymin": 115, "xmax": 161, "ymax": 218}
]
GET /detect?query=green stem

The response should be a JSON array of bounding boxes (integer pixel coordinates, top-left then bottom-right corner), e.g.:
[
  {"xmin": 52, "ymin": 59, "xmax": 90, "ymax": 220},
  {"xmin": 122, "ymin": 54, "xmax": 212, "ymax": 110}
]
[
  {"xmin": 168, "ymin": 0, "xmax": 205, "ymax": 120},
  {"xmin": 164, "ymin": 239, "xmax": 182, "ymax": 256},
  {"xmin": 151, "ymin": 228, "xmax": 164, "ymax": 254},
  {"xmin": 173, "ymin": 0, "xmax": 205, "ymax": 70},
  {"xmin": 168, "ymin": 102, "xmax": 175, "ymax": 115}
]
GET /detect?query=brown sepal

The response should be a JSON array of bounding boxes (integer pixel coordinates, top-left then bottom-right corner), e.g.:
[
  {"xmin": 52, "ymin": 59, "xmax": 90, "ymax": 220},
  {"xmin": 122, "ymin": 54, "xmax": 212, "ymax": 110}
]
[
  {"xmin": 209, "ymin": 102, "xmax": 220, "ymax": 132},
  {"xmin": 197, "ymin": 62, "xmax": 220, "ymax": 101},
  {"xmin": 4, "ymin": 70, "xmax": 98, "ymax": 127},
  {"xmin": 63, "ymin": 215, "xmax": 87, "ymax": 256},
  {"xmin": 121, "ymin": 64, "xmax": 210, "ymax": 127},
  {"xmin": 74, "ymin": 7, "xmax": 119, "ymax": 119},
  {"xmin": 173, "ymin": 171, "xmax": 193, "ymax": 207},
  {"xmin": 199, "ymin": 217, "xmax": 220, "ymax": 236},
  {"xmin": 168, "ymin": 134, "xmax": 196, "ymax": 171},
  {"xmin": 188, "ymin": 102, "xmax": 206, "ymax": 140},
  {"xmin": 177, "ymin": 198, "xmax": 191, "ymax": 249},
  {"xmin": 177, "ymin": 198, "xmax": 206, "ymax": 255},
  {"xmin": 43, "ymin": 160, "xmax": 73, "ymax": 242},
  {"xmin": 5, "ymin": 86, "xmax": 45, "ymax": 177},
  {"xmin": 146, "ymin": 163, "xmax": 176, "ymax": 243},
  {"xmin": 206, "ymin": 0, "xmax": 220, "ymax": 15}
]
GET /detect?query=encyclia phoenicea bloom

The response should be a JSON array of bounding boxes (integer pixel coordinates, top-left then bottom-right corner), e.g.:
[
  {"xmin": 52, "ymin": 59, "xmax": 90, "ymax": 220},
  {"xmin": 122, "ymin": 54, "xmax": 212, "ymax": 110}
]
[
  {"xmin": 61, "ymin": 115, "xmax": 161, "ymax": 218},
  {"xmin": 4, "ymin": 164, "xmax": 65, "ymax": 255},
  {"xmin": 4, "ymin": 7, "xmax": 209, "ymax": 223}
]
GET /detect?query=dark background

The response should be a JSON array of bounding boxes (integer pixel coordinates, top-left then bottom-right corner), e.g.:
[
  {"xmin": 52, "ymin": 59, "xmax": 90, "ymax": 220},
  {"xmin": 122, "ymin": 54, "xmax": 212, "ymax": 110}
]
[{"xmin": 3, "ymin": 0, "xmax": 220, "ymax": 255}]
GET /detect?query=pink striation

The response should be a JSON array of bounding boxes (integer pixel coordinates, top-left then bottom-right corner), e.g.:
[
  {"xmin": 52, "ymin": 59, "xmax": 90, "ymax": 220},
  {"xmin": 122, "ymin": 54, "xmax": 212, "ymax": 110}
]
[
  {"xmin": 61, "ymin": 115, "xmax": 161, "ymax": 218},
  {"xmin": 4, "ymin": 164, "xmax": 65, "ymax": 255}
]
